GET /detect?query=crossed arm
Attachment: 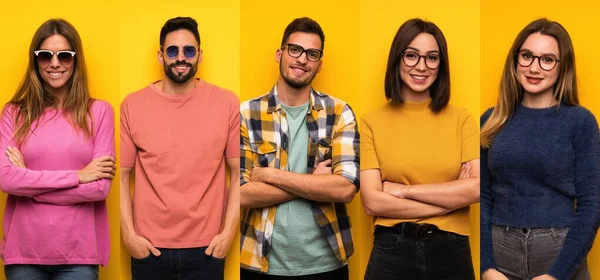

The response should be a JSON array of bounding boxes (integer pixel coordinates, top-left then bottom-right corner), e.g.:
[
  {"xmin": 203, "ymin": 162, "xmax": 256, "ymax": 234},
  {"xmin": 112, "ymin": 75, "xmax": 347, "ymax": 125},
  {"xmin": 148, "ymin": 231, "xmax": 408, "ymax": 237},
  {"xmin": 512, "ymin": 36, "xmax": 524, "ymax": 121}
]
[
  {"xmin": 360, "ymin": 159, "xmax": 480, "ymax": 219},
  {"xmin": 240, "ymin": 160, "xmax": 357, "ymax": 208}
]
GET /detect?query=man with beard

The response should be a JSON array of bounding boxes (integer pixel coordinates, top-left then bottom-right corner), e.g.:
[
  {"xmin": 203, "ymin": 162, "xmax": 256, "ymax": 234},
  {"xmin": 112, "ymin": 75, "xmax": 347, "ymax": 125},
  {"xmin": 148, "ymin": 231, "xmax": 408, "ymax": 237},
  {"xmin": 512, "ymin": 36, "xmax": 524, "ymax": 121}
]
[
  {"xmin": 119, "ymin": 17, "xmax": 240, "ymax": 279},
  {"xmin": 240, "ymin": 17, "xmax": 359, "ymax": 280}
]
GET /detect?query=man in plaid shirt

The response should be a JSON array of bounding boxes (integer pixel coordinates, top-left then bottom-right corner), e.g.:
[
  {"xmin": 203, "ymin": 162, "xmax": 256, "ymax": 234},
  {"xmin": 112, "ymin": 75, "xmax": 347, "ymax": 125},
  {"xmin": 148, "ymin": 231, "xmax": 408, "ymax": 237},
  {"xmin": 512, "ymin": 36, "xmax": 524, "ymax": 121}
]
[{"xmin": 240, "ymin": 17, "xmax": 359, "ymax": 280}]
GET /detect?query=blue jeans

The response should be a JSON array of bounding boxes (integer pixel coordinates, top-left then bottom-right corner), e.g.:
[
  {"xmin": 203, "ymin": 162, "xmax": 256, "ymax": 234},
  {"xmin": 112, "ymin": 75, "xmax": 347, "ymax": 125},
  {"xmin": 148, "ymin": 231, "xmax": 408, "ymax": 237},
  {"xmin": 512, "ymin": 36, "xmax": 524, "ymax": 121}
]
[
  {"xmin": 4, "ymin": 264, "xmax": 98, "ymax": 280},
  {"xmin": 131, "ymin": 247, "xmax": 225, "ymax": 280}
]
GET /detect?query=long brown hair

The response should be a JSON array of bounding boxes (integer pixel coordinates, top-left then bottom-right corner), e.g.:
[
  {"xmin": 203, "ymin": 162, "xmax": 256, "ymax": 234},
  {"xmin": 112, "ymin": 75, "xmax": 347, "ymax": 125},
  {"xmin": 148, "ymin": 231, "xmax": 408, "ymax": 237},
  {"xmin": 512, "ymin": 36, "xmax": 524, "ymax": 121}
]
[
  {"xmin": 7, "ymin": 18, "xmax": 92, "ymax": 145},
  {"xmin": 481, "ymin": 18, "xmax": 578, "ymax": 148}
]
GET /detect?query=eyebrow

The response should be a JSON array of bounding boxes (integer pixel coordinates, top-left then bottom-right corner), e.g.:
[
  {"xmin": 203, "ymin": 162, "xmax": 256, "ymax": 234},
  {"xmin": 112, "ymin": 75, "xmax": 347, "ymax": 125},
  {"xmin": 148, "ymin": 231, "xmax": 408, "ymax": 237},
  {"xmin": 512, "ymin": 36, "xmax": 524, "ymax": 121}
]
[
  {"xmin": 288, "ymin": 43, "xmax": 322, "ymax": 51},
  {"xmin": 405, "ymin": 46, "xmax": 440, "ymax": 54},
  {"xmin": 519, "ymin": 48, "xmax": 559, "ymax": 57}
]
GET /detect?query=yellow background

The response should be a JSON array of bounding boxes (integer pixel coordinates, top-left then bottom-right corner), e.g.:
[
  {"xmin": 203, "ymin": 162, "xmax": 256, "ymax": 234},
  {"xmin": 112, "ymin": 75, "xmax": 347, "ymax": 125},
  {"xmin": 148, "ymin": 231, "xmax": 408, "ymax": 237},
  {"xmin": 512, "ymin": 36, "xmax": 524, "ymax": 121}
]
[
  {"xmin": 119, "ymin": 2, "xmax": 241, "ymax": 280},
  {"xmin": 481, "ymin": 0, "xmax": 600, "ymax": 278},
  {"xmin": 0, "ymin": 1, "xmax": 121, "ymax": 279},
  {"xmin": 360, "ymin": 0, "xmax": 481, "ymax": 278}
]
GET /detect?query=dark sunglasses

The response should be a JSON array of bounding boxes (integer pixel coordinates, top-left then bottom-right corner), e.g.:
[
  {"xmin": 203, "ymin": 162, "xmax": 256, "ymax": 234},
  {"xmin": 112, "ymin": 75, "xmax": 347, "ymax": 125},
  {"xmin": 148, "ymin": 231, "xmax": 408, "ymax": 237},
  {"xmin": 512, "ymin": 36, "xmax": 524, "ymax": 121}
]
[
  {"xmin": 34, "ymin": 50, "xmax": 76, "ymax": 64},
  {"xmin": 162, "ymin": 45, "xmax": 198, "ymax": 59}
]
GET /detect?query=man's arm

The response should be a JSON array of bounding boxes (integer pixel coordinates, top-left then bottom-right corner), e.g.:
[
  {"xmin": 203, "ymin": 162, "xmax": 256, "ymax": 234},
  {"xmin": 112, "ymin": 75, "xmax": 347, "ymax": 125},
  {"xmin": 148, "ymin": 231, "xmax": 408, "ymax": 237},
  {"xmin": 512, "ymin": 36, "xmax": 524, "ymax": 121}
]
[
  {"xmin": 239, "ymin": 109, "xmax": 297, "ymax": 208},
  {"xmin": 120, "ymin": 167, "xmax": 161, "ymax": 259},
  {"xmin": 206, "ymin": 157, "xmax": 240, "ymax": 258},
  {"xmin": 251, "ymin": 166, "xmax": 355, "ymax": 203}
]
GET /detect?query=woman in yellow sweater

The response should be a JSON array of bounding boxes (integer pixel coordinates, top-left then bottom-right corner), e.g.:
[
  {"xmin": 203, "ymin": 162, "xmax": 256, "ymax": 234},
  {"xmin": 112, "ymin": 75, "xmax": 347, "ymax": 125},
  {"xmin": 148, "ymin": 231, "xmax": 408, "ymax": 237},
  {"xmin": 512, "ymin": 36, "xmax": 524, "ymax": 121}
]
[{"xmin": 360, "ymin": 18, "xmax": 480, "ymax": 279}]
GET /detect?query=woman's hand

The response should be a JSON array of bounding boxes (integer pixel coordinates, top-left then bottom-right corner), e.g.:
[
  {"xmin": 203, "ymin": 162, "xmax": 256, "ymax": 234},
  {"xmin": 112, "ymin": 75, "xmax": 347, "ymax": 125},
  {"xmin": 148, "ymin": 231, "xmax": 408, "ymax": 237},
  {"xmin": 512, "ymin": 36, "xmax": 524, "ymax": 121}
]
[
  {"xmin": 482, "ymin": 268, "xmax": 509, "ymax": 280},
  {"xmin": 5, "ymin": 146, "xmax": 26, "ymax": 168},
  {"xmin": 458, "ymin": 163, "xmax": 471, "ymax": 179},
  {"xmin": 77, "ymin": 156, "xmax": 116, "ymax": 183}
]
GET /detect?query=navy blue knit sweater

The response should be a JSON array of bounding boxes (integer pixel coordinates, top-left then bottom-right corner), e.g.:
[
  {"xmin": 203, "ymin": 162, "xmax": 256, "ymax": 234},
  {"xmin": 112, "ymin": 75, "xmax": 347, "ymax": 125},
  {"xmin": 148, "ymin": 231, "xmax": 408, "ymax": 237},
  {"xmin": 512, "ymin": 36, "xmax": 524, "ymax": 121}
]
[{"xmin": 481, "ymin": 104, "xmax": 600, "ymax": 280}]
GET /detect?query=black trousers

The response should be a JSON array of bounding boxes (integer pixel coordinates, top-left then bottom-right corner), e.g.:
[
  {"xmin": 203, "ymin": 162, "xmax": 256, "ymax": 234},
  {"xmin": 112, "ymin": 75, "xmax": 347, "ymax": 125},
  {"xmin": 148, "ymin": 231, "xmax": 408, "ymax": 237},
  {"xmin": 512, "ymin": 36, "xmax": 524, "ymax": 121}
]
[{"xmin": 365, "ymin": 223, "xmax": 475, "ymax": 280}]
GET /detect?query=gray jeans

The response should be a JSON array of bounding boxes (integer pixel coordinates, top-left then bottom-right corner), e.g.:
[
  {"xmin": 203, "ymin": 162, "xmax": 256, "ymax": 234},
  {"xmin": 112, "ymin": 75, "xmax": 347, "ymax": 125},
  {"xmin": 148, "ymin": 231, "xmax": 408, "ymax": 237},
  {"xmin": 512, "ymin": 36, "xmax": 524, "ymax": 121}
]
[{"xmin": 492, "ymin": 226, "xmax": 590, "ymax": 280}]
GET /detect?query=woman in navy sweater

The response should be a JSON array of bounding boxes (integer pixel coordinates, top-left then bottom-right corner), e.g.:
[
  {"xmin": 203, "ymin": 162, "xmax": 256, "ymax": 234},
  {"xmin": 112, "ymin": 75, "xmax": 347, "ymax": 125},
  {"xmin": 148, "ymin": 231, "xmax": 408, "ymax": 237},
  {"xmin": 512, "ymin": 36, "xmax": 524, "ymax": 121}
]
[{"xmin": 480, "ymin": 18, "xmax": 600, "ymax": 280}]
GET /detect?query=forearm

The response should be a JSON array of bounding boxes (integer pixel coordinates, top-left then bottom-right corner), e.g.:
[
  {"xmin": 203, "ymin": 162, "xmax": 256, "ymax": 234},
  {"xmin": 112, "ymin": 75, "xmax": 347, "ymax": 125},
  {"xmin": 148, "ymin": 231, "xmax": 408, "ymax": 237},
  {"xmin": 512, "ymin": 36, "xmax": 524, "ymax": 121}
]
[
  {"xmin": 391, "ymin": 177, "xmax": 480, "ymax": 210},
  {"xmin": 33, "ymin": 178, "xmax": 112, "ymax": 205},
  {"xmin": 120, "ymin": 168, "xmax": 136, "ymax": 238},
  {"xmin": 260, "ymin": 168, "xmax": 356, "ymax": 203},
  {"xmin": 0, "ymin": 165, "xmax": 79, "ymax": 196},
  {"xmin": 220, "ymin": 168, "xmax": 240, "ymax": 239},
  {"xmin": 240, "ymin": 181, "xmax": 296, "ymax": 208},
  {"xmin": 362, "ymin": 190, "xmax": 450, "ymax": 219}
]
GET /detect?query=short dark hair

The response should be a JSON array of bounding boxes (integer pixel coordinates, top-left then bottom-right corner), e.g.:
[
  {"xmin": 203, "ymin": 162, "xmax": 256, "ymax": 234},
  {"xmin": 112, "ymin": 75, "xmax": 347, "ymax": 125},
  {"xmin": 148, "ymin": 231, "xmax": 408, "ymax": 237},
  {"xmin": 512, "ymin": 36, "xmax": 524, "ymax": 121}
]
[
  {"xmin": 281, "ymin": 17, "xmax": 325, "ymax": 51},
  {"xmin": 160, "ymin": 17, "xmax": 200, "ymax": 47},
  {"xmin": 385, "ymin": 18, "xmax": 450, "ymax": 112}
]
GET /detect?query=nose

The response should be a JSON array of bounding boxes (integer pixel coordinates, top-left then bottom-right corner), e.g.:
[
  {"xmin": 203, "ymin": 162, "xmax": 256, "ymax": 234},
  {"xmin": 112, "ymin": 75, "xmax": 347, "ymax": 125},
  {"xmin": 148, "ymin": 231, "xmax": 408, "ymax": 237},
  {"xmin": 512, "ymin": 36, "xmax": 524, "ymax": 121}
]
[
  {"xmin": 529, "ymin": 57, "xmax": 541, "ymax": 73},
  {"xmin": 296, "ymin": 51, "xmax": 308, "ymax": 64},
  {"xmin": 49, "ymin": 54, "xmax": 60, "ymax": 68},
  {"xmin": 415, "ymin": 56, "xmax": 427, "ymax": 71},
  {"xmin": 176, "ymin": 48, "xmax": 186, "ymax": 61}
]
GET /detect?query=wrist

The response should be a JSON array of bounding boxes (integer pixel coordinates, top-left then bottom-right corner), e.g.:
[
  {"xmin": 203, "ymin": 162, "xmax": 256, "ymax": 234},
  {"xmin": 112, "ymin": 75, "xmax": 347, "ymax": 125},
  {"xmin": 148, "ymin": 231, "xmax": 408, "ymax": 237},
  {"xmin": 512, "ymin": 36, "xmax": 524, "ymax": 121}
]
[
  {"xmin": 404, "ymin": 184, "xmax": 414, "ymax": 199},
  {"xmin": 261, "ymin": 167, "xmax": 275, "ymax": 185}
]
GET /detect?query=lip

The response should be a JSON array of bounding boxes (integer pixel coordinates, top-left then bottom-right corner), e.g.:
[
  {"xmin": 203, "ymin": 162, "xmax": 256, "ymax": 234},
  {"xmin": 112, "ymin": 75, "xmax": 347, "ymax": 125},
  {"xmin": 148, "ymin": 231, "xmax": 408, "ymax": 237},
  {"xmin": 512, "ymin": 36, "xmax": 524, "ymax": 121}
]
[
  {"xmin": 525, "ymin": 76, "xmax": 543, "ymax": 85},
  {"xmin": 409, "ymin": 74, "xmax": 428, "ymax": 84},
  {"xmin": 290, "ymin": 65, "xmax": 308, "ymax": 75},
  {"xmin": 173, "ymin": 65, "xmax": 190, "ymax": 73},
  {"xmin": 47, "ymin": 71, "xmax": 66, "ymax": 79}
]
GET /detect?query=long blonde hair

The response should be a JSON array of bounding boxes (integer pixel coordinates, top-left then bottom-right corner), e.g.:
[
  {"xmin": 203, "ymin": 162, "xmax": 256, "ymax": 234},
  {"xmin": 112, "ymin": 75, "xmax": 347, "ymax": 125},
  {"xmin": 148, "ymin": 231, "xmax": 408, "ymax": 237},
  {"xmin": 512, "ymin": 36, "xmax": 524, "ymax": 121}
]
[
  {"xmin": 7, "ymin": 18, "xmax": 92, "ymax": 145},
  {"xmin": 480, "ymin": 18, "xmax": 578, "ymax": 148}
]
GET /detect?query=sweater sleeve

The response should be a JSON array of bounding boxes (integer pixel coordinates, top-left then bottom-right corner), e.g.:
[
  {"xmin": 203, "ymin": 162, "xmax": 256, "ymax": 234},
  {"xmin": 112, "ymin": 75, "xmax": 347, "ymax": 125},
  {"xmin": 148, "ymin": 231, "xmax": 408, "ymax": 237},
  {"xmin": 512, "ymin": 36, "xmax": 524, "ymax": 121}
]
[
  {"xmin": 480, "ymin": 108, "xmax": 496, "ymax": 273},
  {"xmin": 33, "ymin": 101, "xmax": 116, "ymax": 205},
  {"xmin": 0, "ymin": 106, "xmax": 79, "ymax": 196},
  {"xmin": 548, "ymin": 110, "xmax": 600, "ymax": 279}
]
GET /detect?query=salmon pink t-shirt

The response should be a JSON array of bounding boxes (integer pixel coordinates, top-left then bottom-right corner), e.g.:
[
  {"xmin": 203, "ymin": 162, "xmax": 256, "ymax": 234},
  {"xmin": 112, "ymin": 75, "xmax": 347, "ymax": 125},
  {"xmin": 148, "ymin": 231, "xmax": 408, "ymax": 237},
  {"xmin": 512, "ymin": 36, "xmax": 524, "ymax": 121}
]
[{"xmin": 120, "ymin": 79, "xmax": 239, "ymax": 248}]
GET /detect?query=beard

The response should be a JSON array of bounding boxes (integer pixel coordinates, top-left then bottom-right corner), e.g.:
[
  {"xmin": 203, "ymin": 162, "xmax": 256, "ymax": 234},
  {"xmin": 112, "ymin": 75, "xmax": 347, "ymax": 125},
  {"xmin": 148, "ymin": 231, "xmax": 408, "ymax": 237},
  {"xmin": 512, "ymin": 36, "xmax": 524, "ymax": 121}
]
[
  {"xmin": 164, "ymin": 60, "xmax": 198, "ymax": 84},
  {"xmin": 279, "ymin": 63, "xmax": 317, "ymax": 89}
]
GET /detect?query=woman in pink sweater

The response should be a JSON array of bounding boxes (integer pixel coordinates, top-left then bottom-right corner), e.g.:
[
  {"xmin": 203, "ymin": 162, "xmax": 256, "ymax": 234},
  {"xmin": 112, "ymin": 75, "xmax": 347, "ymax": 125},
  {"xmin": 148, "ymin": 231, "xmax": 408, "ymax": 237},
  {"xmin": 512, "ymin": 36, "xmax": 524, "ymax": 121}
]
[{"xmin": 0, "ymin": 19, "xmax": 115, "ymax": 280}]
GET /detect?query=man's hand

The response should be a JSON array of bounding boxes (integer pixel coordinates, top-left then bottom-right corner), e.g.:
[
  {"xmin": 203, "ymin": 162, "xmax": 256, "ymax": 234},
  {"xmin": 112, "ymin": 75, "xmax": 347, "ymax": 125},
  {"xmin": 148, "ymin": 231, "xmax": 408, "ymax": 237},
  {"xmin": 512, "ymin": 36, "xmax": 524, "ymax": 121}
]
[
  {"xmin": 313, "ymin": 159, "xmax": 332, "ymax": 175},
  {"xmin": 124, "ymin": 233, "xmax": 161, "ymax": 259},
  {"xmin": 205, "ymin": 231, "xmax": 235, "ymax": 259}
]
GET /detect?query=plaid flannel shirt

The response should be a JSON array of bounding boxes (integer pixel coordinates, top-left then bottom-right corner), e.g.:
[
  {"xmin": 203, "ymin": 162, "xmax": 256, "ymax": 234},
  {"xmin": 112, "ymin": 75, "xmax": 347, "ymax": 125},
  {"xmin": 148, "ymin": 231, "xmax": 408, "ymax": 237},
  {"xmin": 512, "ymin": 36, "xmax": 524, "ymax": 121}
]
[{"xmin": 239, "ymin": 86, "xmax": 360, "ymax": 272}]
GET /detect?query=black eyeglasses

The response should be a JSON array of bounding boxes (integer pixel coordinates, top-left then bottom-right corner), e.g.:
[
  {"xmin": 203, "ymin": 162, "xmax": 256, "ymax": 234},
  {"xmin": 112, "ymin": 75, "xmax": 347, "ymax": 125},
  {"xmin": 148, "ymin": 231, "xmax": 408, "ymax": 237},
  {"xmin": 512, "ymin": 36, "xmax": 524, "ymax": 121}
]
[
  {"xmin": 162, "ymin": 45, "xmax": 198, "ymax": 59},
  {"xmin": 282, "ymin": 43, "xmax": 323, "ymax": 62},
  {"xmin": 401, "ymin": 51, "xmax": 441, "ymax": 69},
  {"xmin": 516, "ymin": 50, "xmax": 560, "ymax": 71},
  {"xmin": 34, "ymin": 50, "xmax": 76, "ymax": 65}
]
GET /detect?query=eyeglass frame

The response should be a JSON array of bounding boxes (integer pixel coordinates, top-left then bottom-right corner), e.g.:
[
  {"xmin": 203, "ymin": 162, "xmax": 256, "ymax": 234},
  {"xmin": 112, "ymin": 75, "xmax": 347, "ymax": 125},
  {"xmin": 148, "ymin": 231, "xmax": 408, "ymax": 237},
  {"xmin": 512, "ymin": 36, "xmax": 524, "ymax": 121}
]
[
  {"xmin": 281, "ymin": 43, "xmax": 323, "ymax": 62},
  {"xmin": 34, "ymin": 50, "xmax": 76, "ymax": 65},
  {"xmin": 400, "ymin": 51, "xmax": 442, "ymax": 69},
  {"xmin": 515, "ymin": 50, "xmax": 561, "ymax": 71},
  {"xmin": 160, "ymin": 45, "xmax": 199, "ymax": 59}
]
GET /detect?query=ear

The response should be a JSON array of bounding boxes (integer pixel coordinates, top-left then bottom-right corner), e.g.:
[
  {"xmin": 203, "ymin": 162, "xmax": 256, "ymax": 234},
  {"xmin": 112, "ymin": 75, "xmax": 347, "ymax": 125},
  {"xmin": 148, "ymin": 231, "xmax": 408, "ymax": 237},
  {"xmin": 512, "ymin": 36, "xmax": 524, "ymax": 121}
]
[
  {"xmin": 197, "ymin": 49, "xmax": 204, "ymax": 64},
  {"xmin": 316, "ymin": 60, "xmax": 322, "ymax": 73},
  {"xmin": 275, "ymin": 48, "xmax": 282, "ymax": 63},
  {"xmin": 157, "ymin": 50, "xmax": 164, "ymax": 65}
]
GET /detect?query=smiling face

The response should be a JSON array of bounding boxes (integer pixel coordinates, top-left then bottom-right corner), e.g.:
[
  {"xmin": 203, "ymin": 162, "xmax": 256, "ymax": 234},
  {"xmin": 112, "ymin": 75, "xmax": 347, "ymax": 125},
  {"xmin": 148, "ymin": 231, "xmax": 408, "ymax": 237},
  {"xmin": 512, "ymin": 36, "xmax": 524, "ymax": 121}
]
[
  {"xmin": 36, "ymin": 34, "xmax": 75, "ymax": 95},
  {"xmin": 159, "ymin": 29, "xmax": 202, "ymax": 84},
  {"xmin": 516, "ymin": 32, "xmax": 560, "ymax": 97},
  {"xmin": 276, "ymin": 32, "xmax": 322, "ymax": 89},
  {"xmin": 399, "ymin": 32, "xmax": 440, "ymax": 98}
]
